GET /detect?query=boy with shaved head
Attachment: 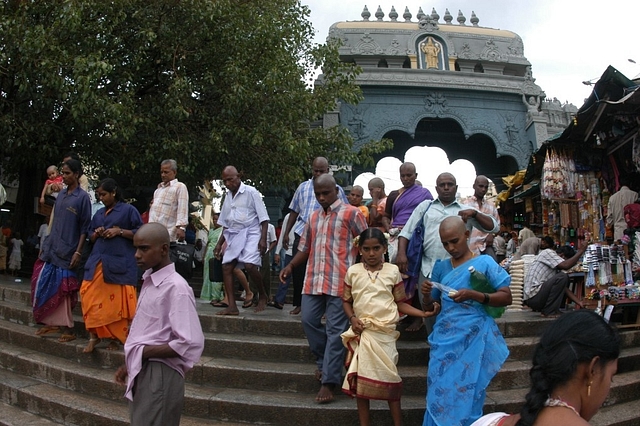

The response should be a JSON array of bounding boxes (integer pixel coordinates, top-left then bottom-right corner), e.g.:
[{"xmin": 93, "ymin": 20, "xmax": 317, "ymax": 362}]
[
  {"xmin": 280, "ymin": 174, "xmax": 367, "ymax": 404},
  {"xmin": 115, "ymin": 223, "xmax": 204, "ymax": 426}
]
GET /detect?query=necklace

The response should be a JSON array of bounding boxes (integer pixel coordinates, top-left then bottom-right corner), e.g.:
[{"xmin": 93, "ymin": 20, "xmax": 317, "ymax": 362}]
[
  {"xmin": 545, "ymin": 397, "xmax": 581, "ymax": 418},
  {"xmin": 364, "ymin": 264, "xmax": 382, "ymax": 283}
]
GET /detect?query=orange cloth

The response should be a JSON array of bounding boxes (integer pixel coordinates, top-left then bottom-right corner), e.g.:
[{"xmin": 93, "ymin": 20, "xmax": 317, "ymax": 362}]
[{"xmin": 80, "ymin": 262, "xmax": 137, "ymax": 343}]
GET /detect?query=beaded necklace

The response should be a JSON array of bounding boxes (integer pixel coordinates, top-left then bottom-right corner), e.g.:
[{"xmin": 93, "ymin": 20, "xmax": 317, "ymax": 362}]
[
  {"xmin": 544, "ymin": 397, "xmax": 581, "ymax": 418},
  {"xmin": 364, "ymin": 264, "xmax": 382, "ymax": 283}
]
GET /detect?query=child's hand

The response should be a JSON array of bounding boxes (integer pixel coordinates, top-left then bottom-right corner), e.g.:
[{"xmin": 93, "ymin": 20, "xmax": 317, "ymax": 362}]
[
  {"xmin": 423, "ymin": 302, "xmax": 440, "ymax": 317},
  {"xmin": 350, "ymin": 316, "xmax": 365, "ymax": 334}
]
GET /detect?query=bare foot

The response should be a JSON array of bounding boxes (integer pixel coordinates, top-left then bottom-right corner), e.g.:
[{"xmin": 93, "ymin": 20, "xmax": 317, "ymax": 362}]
[
  {"xmin": 254, "ymin": 295, "xmax": 268, "ymax": 312},
  {"xmin": 315, "ymin": 384, "xmax": 335, "ymax": 404},
  {"xmin": 106, "ymin": 340, "xmax": 120, "ymax": 351},
  {"xmin": 216, "ymin": 308, "xmax": 240, "ymax": 316},
  {"xmin": 83, "ymin": 338, "xmax": 101, "ymax": 353},
  {"xmin": 541, "ymin": 311, "xmax": 562, "ymax": 318},
  {"xmin": 405, "ymin": 317, "xmax": 424, "ymax": 332},
  {"xmin": 314, "ymin": 369, "xmax": 322, "ymax": 382},
  {"xmin": 289, "ymin": 306, "xmax": 301, "ymax": 315}
]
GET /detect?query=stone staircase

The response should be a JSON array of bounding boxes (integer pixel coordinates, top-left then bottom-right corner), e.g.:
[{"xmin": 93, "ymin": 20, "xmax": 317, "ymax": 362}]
[{"xmin": 0, "ymin": 277, "xmax": 639, "ymax": 425}]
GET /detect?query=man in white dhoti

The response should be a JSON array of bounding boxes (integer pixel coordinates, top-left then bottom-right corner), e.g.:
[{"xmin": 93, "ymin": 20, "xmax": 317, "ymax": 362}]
[{"xmin": 214, "ymin": 166, "xmax": 270, "ymax": 315}]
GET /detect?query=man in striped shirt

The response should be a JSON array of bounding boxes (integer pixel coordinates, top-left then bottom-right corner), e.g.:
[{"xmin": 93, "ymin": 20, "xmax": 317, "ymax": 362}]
[
  {"xmin": 148, "ymin": 159, "xmax": 189, "ymax": 243},
  {"xmin": 279, "ymin": 174, "xmax": 367, "ymax": 403}
]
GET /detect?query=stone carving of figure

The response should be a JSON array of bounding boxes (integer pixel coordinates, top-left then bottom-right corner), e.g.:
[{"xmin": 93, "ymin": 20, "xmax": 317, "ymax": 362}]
[
  {"xmin": 504, "ymin": 116, "xmax": 518, "ymax": 144},
  {"xmin": 421, "ymin": 37, "xmax": 440, "ymax": 69},
  {"xmin": 522, "ymin": 94, "xmax": 540, "ymax": 119}
]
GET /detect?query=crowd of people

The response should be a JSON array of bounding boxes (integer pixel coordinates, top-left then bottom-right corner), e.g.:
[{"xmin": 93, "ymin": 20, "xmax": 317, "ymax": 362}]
[{"xmin": 9, "ymin": 153, "xmax": 619, "ymax": 426}]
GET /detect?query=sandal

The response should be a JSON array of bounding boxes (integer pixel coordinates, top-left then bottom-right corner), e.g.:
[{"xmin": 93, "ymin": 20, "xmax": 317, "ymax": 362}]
[
  {"xmin": 211, "ymin": 301, "xmax": 229, "ymax": 308},
  {"xmin": 242, "ymin": 299, "xmax": 254, "ymax": 309},
  {"xmin": 268, "ymin": 301, "xmax": 284, "ymax": 310},
  {"xmin": 35, "ymin": 326, "xmax": 60, "ymax": 336},
  {"xmin": 58, "ymin": 334, "xmax": 76, "ymax": 343},
  {"xmin": 106, "ymin": 340, "xmax": 120, "ymax": 351}
]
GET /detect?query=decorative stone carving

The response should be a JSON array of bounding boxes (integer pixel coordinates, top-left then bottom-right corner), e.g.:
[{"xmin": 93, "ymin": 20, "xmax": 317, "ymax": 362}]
[
  {"xmin": 424, "ymin": 92, "xmax": 448, "ymax": 116},
  {"xmin": 361, "ymin": 6, "xmax": 371, "ymax": 21},
  {"xmin": 388, "ymin": 39, "xmax": 401, "ymax": 55},
  {"xmin": 389, "ymin": 6, "xmax": 398, "ymax": 22},
  {"xmin": 458, "ymin": 43, "xmax": 474, "ymax": 60},
  {"xmin": 470, "ymin": 11, "xmax": 479, "ymax": 26},
  {"xmin": 351, "ymin": 33, "xmax": 383, "ymax": 55},
  {"xmin": 480, "ymin": 39, "xmax": 506, "ymax": 62},
  {"xmin": 418, "ymin": 15, "xmax": 439, "ymax": 32},
  {"xmin": 503, "ymin": 114, "xmax": 520, "ymax": 145},
  {"xmin": 457, "ymin": 10, "xmax": 466, "ymax": 25},
  {"xmin": 443, "ymin": 9, "xmax": 453, "ymax": 24},
  {"xmin": 347, "ymin": 106, "xmax": 370, "ymax": 141},
  {"xmin": 507, "ymin": 37, "xmax": 524, "ymax": 57},
  {"xmin": 403, "ymin": 7, "xmax": 412, "ymax": 22}
]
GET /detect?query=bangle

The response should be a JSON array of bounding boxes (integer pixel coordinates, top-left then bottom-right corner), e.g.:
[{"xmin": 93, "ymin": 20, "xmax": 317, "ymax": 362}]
[
  {"xmin": 349, "ymin": 314, "xmax": 357, "ymax": 320},
  {"xmin": 74, "ymin": 251, "xmax": 82, "ymax": 256},
  {"xmin": 370, "ymin": 204, "xmax": 377, "ymax": 208},
  {"xmin": 482, "ymin": 293, "xmax": 490, "ymax": 305}
]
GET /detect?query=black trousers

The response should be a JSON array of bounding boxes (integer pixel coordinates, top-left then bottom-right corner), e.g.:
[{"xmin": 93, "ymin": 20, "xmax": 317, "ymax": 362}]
[{"xmin": 291, "ymin": 233, "xmax": 307, "ymax": 307}]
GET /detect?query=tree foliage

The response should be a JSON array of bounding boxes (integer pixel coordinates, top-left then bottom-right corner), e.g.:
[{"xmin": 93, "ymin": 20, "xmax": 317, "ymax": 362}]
[{"xmin": 0, "ymin": 0, "xmax": 389, "ymax": 195}]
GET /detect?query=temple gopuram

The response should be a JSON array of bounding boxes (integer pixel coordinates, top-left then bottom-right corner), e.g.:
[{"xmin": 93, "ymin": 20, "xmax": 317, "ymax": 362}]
[{"xmin": 318, "ymin": 6, "xmax": 578, "ymax": 180}]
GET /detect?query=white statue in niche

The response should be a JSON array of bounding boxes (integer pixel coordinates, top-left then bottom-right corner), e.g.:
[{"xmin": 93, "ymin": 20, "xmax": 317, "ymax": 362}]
[
  {"xmin": 421, "ymin": 37, "xmax": 441, "ymax": 69},
  {"xmin": 522, "ymin": 93, "xmax": 540, "ymax": 119}
]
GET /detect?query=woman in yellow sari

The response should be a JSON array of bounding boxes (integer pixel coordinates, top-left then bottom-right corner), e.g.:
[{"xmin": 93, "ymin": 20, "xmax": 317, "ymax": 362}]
[{"xmin": 80, "ymin": 178, "xmax": 142, "ymax": 352}]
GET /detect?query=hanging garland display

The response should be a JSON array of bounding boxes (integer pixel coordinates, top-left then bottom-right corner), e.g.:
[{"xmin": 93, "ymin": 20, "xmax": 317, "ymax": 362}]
[{"xmin": 542, "ymin": 148, "xmax": 577, "ymax": 199}]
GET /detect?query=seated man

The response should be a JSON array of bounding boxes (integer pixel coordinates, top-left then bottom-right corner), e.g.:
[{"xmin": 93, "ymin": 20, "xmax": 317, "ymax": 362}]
[{"xmin": 523, "ymin": 237, "xmax": 586, "ymax": 317}]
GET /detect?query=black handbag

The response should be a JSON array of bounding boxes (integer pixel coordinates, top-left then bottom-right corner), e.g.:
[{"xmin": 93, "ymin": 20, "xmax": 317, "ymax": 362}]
[
  {"xmin": 170, "ymin": 242, "xmax": 195, "ymax": 280},
  {"xmin": 208, "ymin": 256, "xmax": 223, "ymax": 282}
]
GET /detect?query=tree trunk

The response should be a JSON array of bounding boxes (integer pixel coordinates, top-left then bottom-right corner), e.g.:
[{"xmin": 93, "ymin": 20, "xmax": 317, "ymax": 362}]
[{"xmin": 13, "ymin": 164, "xmax": 43, "ymax": 240}]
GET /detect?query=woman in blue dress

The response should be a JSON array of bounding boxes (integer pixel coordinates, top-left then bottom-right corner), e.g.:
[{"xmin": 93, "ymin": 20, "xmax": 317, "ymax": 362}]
[{"xmin": 421, "ymin": 216, "xmax": 512, "ymax": 426}]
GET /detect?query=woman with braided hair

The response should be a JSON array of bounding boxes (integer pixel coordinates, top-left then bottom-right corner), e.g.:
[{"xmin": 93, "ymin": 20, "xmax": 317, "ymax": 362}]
[{"xmin": 471, "ymin": 310, "xmax": 620, "ymax": 426}]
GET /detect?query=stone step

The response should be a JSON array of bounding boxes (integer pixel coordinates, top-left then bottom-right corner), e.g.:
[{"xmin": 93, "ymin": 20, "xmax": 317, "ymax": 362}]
[
  {"xmin": 0, "ymin": 401, "xmax": 56, "ymax": 426},
  {"xmin": 0, "ymin": 369, "xmax": 247, "ymax": 426},
  {"xmin": 3, "ymin": 344, "xmax": 640, "ymax": 426},
  {"xmin": 591, "ymin": 399, "xmax": 640, "ymax": 426},
  {"xmin": 0, "ymin": 320, "xmax": 540, "ymax": 396},
  {"xmin": 0, "ymin": 282, "xmax": 573, "ymax": 340},
  {"xmin": 3, "ymin": 319, "xmax": 640, "ymax": 405}
]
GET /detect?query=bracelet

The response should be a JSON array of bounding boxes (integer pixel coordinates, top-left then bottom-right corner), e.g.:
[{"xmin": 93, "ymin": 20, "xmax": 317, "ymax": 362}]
[
  {"xmin": 349, "ymin": 314, "xmax": 357, "ymax": 320},
  {"xmin": 482, "ymin": 293, "xmax": 490, "ymax": 305},
  {"xmin": 370, "ymin": 204, "xmax": 377, "ymax": 208},
  {"xmin": 120, "ymin": 229, "xmax": 124, "ymax": 236},
  {"xmin": 74, "ymin": 251, "xmax": 82, "ymax": 256}
]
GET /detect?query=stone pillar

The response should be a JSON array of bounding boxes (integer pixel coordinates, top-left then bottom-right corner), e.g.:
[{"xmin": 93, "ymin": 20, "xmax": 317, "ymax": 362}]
[{"xmin": 525, "ymin": 114, "xmax": 549, "ymax": 151}]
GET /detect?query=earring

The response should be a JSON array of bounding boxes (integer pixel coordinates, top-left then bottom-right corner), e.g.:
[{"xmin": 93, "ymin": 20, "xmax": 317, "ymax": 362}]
[{"xmin": 587, "ymin": 381, "xmax": 592, "ymax": 397}]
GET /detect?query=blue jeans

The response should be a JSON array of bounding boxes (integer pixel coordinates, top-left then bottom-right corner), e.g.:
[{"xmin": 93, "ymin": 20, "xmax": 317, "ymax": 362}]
[
  {"xmin": 301, "ymin": 294, "xmax": 349, "ymax": 385},
  {"xmin": 273, "ymin": 254, "xmax": 292, "ymax": 304}
]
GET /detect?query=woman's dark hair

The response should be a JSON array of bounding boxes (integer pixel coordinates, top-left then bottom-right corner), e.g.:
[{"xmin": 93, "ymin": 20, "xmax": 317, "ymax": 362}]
[
  {"xmin": 97, "ymin": 178, "xmax": 123, "ymax": 202},
  {"xmin": 63, "ymin": 159, "xmax": 83, "ymax": 177},
  {"xmin": 357, "ymin": 227, "xmax": 387, "ymax": 247},
  {"xmin": 517, "ymin": 310, "xmax": 620, "ymax": 425}
]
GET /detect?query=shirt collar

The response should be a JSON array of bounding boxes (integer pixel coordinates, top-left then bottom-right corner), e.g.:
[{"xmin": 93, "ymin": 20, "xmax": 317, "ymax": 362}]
[
  {"xmin": 434, "ymin": 198, "xmax": 462, "ymax": 207},
  {"xmin": 159, "ymin": 178, "xmax": 179, "ymax": 188},
  {"xmin": 142, "ymin": 262, "xmax": 177, "ymax": 287},
  {"xmin": 324, "ymin": 198, "xmax": 343, "ymax": 213}
]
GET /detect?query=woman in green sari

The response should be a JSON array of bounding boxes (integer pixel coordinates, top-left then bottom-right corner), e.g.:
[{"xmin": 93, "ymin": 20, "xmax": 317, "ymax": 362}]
[{"xmin": 201, "ymin": 213, "xmax": 223, "ymax": 302}]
